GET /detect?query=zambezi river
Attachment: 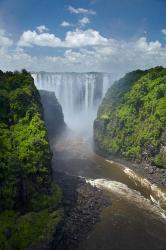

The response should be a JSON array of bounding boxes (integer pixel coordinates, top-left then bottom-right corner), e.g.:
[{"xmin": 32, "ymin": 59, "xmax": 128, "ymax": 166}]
[{"xmin": 52, "ymin": 130, "xmax": 166, "ymax": 250}]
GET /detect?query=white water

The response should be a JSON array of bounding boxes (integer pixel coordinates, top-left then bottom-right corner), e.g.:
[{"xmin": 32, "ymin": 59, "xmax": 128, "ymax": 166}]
[
  {"xmin": 123, "ymin": 167, "xmax": 166, "ymax": 208},
  {"xmin": 54, "ymin": 132, "xmax": 166, "ymax": 249},
  {"xmin": 85, "ymin": 177, "xmax": 166, "ymax": 221},
  {"xmin": 32, "ymin": 72, "xmax": 111, "ymax": 134}
]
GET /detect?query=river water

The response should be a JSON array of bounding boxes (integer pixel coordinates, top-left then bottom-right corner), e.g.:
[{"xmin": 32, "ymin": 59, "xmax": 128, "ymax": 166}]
[{"xmin": 53, "ymin": 130, "xmax": 166, "ymax": 250}]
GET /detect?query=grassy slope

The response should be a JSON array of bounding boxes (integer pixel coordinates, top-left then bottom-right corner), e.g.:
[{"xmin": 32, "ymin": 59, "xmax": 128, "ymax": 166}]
[
  {"xmin": 94, "ymin": 67, "xmax": 166, "ymax": 168},
  {"xmin": 0, "ymin": 70, "xmax": 63, "ymax": 249}
]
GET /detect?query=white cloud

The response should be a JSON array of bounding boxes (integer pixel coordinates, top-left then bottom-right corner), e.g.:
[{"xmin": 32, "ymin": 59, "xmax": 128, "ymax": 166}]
[
  {"xmin": 18, "ymin": 28, "xmax": 108, "ymax": 48},
  {"xmin": 1, "ymin": 28, "xmax": 166, "ymax": 79},
  {"xmin": 0, "ymin": 29, "xmax": 13, "ymax": 48},
  {"xmin": 79, "ymin": 17, "xmax": 90, "ymax": 27},
  {"xmin": 61, "ymin": 21, "xmax": 72, "ymax": 27},
  {"xmin": 36, "ymin": 25, "xmax": 49, "ymax": 33},
  {"xmin": 136, "ymin": 37, "xmax": 162, "ymax": 53},
  {"xmin": 0, "ymin": 44, "xmax": 33, "ymax": 71},
  {"xmin": 64, "ymin": 29, "xmax": 108, "ymax": 47},
  {"xmin": 40, "ymin": 37, "xmax": 166, "ymax": 78},
  {"xmin": 18, "ymin": 30, "xmax": 62, "ymax": 47},
  {"xmin": 61, "ymin": 18, "xmax": 90, "ymax": 29},
  {"xmin": 161, "ymin": 29, "xmax": 166, "ymax": 35},
  {"xmin": 68, "ymin": 6, "xmax": 96, "ymax": 15}
]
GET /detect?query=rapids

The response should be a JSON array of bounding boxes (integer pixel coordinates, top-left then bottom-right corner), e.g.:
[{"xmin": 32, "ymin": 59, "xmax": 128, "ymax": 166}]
[{"xmin": 53, "ymin": 131, "xmax": 166, "ymax": 250}]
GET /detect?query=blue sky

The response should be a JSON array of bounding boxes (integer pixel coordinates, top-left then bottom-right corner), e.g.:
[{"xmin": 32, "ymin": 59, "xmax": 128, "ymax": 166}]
[{"xmin": 0, "ymin": 0, "xmax": 166, "ymax": 77}]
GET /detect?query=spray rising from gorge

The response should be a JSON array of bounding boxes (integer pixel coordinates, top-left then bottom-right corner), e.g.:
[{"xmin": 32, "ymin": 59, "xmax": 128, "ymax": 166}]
[
  {"xmin": 31, "ymin": 69, "xmax": 166, "ymax": 249},
  {"xmin": 32, "ymin": 72, "xmax": 111, "ymax": 134}
]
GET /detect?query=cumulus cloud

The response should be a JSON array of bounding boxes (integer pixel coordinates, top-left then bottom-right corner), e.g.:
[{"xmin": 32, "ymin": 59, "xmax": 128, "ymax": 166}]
[
  {"xmin": 161, "ymin": 29, "xmax": 166, "ymax": 35},
  {"xmin": 41, "ymin": 37, "xmax": 166, "ymax": 78},
  {"xmin": 64, "ymin": 29, "xmax": 108, "ymax": 47},
  {"xmin": 68, "ymin": 6, "xmax": 96, "ymax": 15},
  {"xmin": 79, "ymin": 17, "xmax": 90, "ymax": 27},
  {"xmin": 0, "ymin": 43, "xmax": 33, "ymax": 71},
  {"xmin": 1, "ymin": 27, "xmax": 166, "ymax": 80},
  {"xmin": 36, "ymin": 25, "xmax": 49, "ymax": 33},
  {"xmin": 0, "ymin": 29, "xmax": 13, "ymax": 48},
  {"xmin": 18, "ymin": 30, "xmax": 62, "ymax": 47},
  {"xmin": 18, "ymin": 28, "xmax": 108, "ymax": 47},
  {"xmin": 61, "ymin": 21, "xmax": 72, "ymax": 27}
]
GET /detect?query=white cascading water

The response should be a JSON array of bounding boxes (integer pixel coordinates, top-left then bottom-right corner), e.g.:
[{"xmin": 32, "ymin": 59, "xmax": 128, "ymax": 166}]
[
  {"xmin": 105, "ymin": 160, "xmax": 166, "ymax": 210},
  {"xmin": 85, "ymin": 178, "xmax": 166, "ymax": 221},
  {"xmin": 31, "ymin": 72, "xmax": 111, "ymax": 134},
  {"xmin": 123, "ymin": 167, "xmax": 166, "ymax": 206}
]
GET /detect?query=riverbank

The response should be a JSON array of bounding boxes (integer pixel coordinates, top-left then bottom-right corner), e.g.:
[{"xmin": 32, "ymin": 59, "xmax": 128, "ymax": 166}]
[
  {"xmin": 107, "ymin": 157, "xmax": 166, "ymax": 187},
  {"xmin": 94, "ymin": 144, "xmax": 166, "ymax": 187},
  {"xmin": 50, "ymin": 131, "xmax": 166, "ymax": 250},
  {"xmin": 52, "ymin": 171, "xmax": 110, "ymax": 250},
  {"xmin": 106, "ymin": 156, "xmax": 166, "ymax": 187}
]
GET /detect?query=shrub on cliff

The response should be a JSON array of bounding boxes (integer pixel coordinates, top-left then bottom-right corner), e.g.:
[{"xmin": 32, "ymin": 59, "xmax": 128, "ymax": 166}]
[
  {"xmin": 94, "ymin": 67, "xmax": 166, "ymax": 168},
  {"xmin": 0, "ymin": 70, "xmax": 63, "ymax": 249}
]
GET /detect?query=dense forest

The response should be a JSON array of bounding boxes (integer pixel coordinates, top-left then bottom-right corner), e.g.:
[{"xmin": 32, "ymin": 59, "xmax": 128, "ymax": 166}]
[
  {"xmin": 0, "ymin": 70, "xmax": 63, "ymax": 249},
  {"xmin": 94, "ymin": 66, "xmax": 166, "ymax": 168},
  {"xmin": 1, "ymin": 67, "xmax": 166, "ymax": 249}
]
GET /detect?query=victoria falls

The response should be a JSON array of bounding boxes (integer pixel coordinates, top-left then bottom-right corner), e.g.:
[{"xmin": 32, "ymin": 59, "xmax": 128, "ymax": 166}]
[
  {"xmin": 0, "ymin": 0, "xmax": 166, "ymax": 249},
  {"xmin": 33, "ymin": 69, "xmax": 166, "ymax": 250}
]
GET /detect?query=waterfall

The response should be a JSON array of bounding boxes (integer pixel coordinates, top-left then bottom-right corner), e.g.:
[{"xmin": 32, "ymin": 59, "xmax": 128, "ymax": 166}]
[{"xmin": 31, "ymin": 72, "xmax": 111, "ymax": 134}]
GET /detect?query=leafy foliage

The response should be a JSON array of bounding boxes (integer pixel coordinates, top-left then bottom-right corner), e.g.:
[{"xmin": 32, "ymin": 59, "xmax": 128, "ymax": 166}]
[
  {"xmin": 94, "ymin": 67, "xmax": 166, "ymax": 168},
  {"xmin": 0, "ymin": 70, "xmax": 63, "ymax": 249},
  {"xmin": 0, "ymin": 208, "xmax": 63, "ymax": 250}
]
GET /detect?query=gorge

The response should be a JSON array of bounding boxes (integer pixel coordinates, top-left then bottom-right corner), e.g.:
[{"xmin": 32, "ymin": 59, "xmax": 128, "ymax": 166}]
[
  {"xmin": 1, "ymin": 0, "xmax": 166, "ymax": 249},
  {"xmin": 33, "ymin": 68, "xmax": 166, "ymax": 249},
  {"xmin": 0, "ymin": 68, "xmax": 166, "ymax": 250}
]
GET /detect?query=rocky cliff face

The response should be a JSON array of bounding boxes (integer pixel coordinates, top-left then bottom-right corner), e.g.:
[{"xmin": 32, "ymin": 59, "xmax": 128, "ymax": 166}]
[
  {"xmin": 94, "ymin": 67, "xmax": 166, "ymax": 169},
  {"xmin": 39, "ymin": 90, "xmax": 65, "ymax": 140}
]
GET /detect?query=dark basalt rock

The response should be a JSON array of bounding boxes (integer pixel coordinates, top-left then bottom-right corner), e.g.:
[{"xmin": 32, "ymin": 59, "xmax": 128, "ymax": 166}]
[
  {"xmin": 52, "ymin": 171, "xmax": 110, "ymax": 250},
  {"xmin": 3, "ymin": 228, "xmax": 12, "ymax": 239},
  {"xmin": 39, "ymin": 90, "xmax": 66, "ymax": 140}
]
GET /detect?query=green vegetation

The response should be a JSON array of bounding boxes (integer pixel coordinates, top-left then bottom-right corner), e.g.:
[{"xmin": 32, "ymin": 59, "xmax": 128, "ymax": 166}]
[
  {"xmin": 0, "ymin": 208, "xmax": 63, "ymax": 250},
  {"xmin": 0, "ymin": 70, "xmax": 63, "ymax": 249},
  {"xmin": 94, "ymin": 67, "xmax": 166, "ymax": 168}
]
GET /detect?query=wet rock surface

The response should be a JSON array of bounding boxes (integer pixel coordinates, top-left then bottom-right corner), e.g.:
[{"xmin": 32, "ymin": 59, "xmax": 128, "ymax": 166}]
[
  {"xmin": 133, "ymin": 163, "xmax": 166, "ymax": 186},
  {"xmin": 104, "ymin": 151, "xmax": 166, "ymax": 186},
  {"xmin": 122, "ymin": 159, "xmax": 166, "ymax": 186},
  {"xmin": 52, "ymin": 171, "xmax": 110, "ymax": 250},
  {"xmin": 118, "ymin": 160, "xmax": 166, "ymax": 186},
  {"xmin": 95, "ymin": 136, "xmax": 166, "ymax": 187}
]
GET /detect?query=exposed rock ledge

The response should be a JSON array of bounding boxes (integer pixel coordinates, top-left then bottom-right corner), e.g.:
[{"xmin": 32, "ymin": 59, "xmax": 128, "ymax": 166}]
[
  {"xmin": 106, "ymin": 156, "xmax": 166, "ymax": 187},
  {"xmin": 52, "ymin": 171, "xmax": 110, "ymax": 250}
]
